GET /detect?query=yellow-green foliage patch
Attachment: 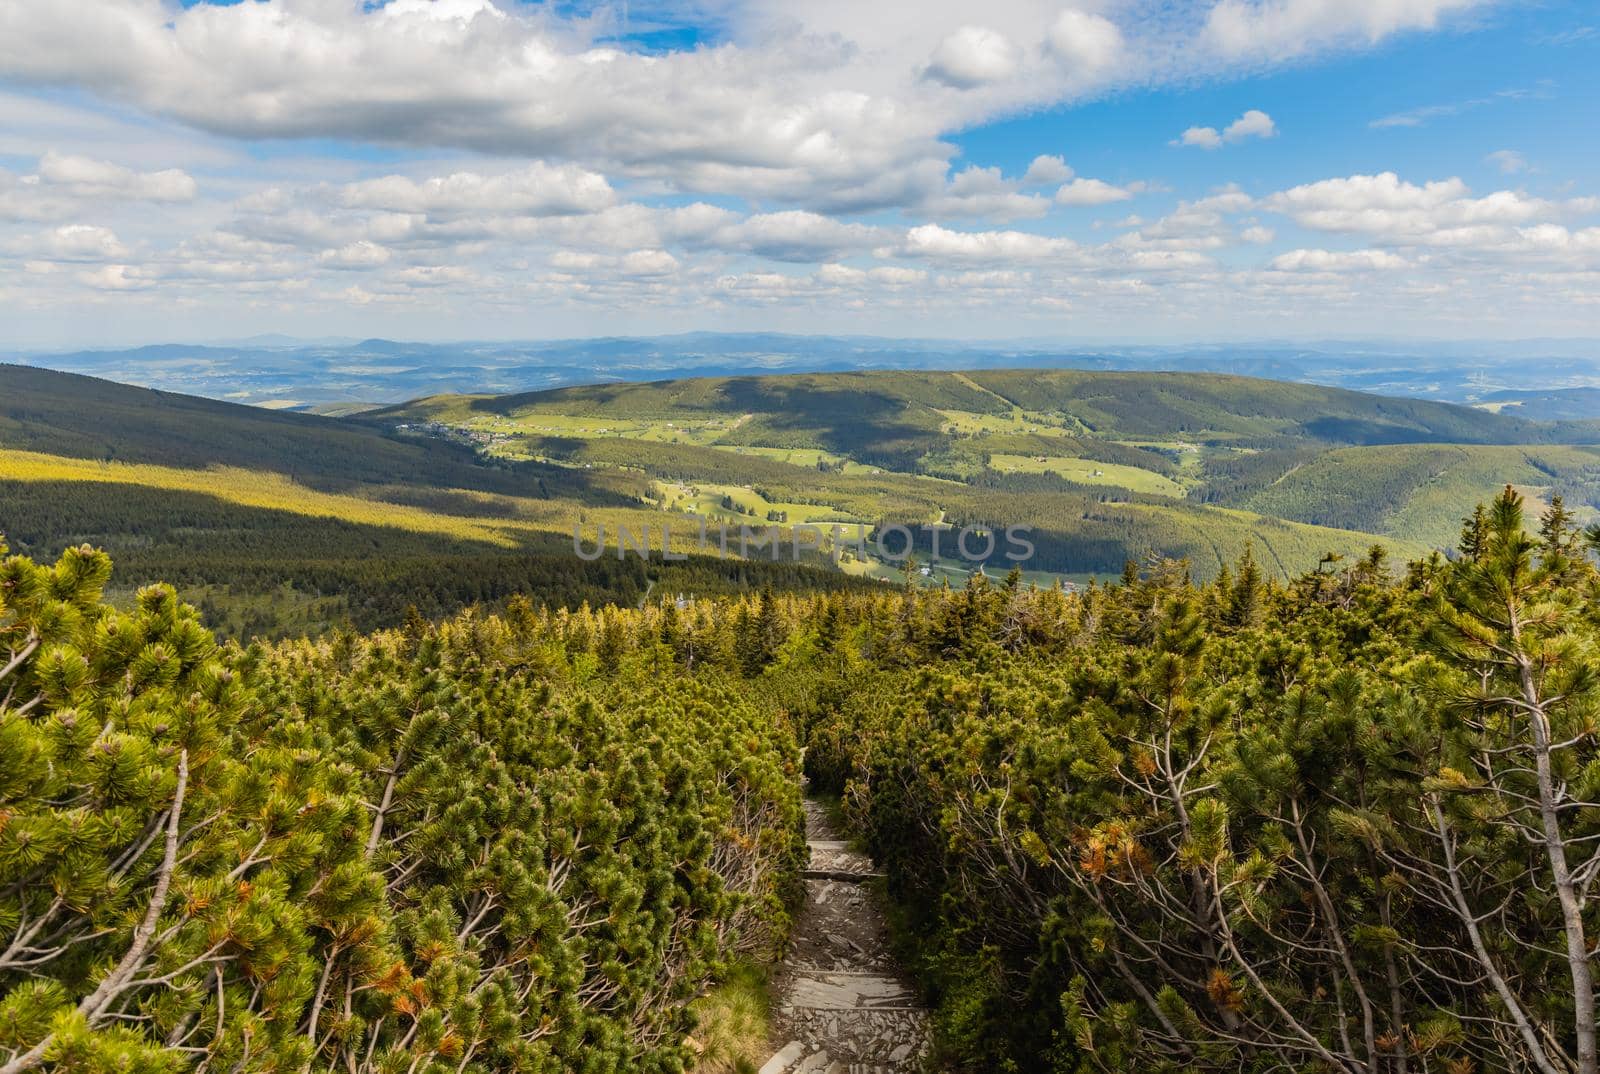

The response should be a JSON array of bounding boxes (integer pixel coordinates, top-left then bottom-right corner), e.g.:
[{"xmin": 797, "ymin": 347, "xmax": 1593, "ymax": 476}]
[
  {"xmin": 0, "ymin": 448, "xmax": 700, "ymax": 555},
  {"xmin": 987, "ymin": 453, "xmax": 1187, "ymax": 497},
  {"xmin": 653, "ymin": 481, "xmax": 864, "ymax": 527},
  {"xmin": 936, "ymin": 408, "xmax": 1081, "ymax": 437}
]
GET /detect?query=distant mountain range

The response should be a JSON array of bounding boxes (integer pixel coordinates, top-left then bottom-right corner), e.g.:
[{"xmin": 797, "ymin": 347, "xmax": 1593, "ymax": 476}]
[{"xmin": 7, "ymin": 334, "xmax": 1600, "ymax": 417}]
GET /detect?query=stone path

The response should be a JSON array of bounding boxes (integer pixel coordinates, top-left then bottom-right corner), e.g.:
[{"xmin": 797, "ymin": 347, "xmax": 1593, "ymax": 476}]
[{"xmin": 760, "ymin": 800, "xmax": 931, "ymax": 1074}]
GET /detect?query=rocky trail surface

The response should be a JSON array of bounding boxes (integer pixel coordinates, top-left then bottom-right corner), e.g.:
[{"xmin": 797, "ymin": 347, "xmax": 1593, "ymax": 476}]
[{"xmin": 759, "ymin": 800, "xmax": 931, "ymax": 1074}]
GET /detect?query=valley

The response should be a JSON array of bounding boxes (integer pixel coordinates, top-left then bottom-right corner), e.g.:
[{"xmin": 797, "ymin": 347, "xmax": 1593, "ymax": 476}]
[{"xmin": 7, "ymin": 363, "xmax": 1600, "ymax": 639}]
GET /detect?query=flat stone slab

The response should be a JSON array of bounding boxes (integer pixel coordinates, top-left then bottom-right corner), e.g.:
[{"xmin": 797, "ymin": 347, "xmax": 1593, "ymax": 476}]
[
  {"xmin": 808, "ymin": 839, "xmax": 879, "ymax": 877},
  {"xmin": 779, "ymin": 972, "xmax": 919, "ymax": 1011}
]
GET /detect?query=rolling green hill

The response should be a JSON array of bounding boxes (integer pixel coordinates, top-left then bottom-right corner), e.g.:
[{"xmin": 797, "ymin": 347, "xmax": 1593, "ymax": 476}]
[
  {"xmin": 381, "ymin": 367, "xmax": 1586, "ymax": 450},
  {"xmin": 1244, "ymin": 443, "xmax": 1600, "ymax": 547},
  {"xmin": 6, "ymin": 364, "xmax": 1592, "ymax": 638}
]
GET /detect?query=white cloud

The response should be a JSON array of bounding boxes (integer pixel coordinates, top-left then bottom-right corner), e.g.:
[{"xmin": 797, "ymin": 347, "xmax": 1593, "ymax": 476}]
[
  {"xmin": 1045, "ymin": 9, "xmax": 1124, "ymax": 78},
  {"xmin": 923, "ymin": 165, "xmax": 1051, "ymax": 221},
  {"xmin": 38, "ymin": 151, "xmax": 197, "ymax": 202},
  {"xmin": 0, "ymin": 167, "xmax": 73, "ymax": 222},
  {"xmin": 1178, "ymin": 126, "xmax": 1224, "ymax": 149},
  {"xmin": 0, "ymin": 3, "xmax": 1589, "ymax": 340},
  {"xmin": 895, "ymin": 223, "xmax": 1077, "ymax": 262},
  {"xmin": 1021, "ymin": 155, "xmax": 1073, "ymax": 186},
  {"xmin": 1225, "ymin": 109, "xmax": 1277, "ymax": 141},
  {"xmin": 1174, "ymin": 109, "xmax": 1276, "ymax": 149},
  {"xmin": 1054, "ymin": 177, "xmax": 1137, "ymax": 206},
  {"xmin": 11, "ymin": 223, "xmax": 130, "ymax": 261},
  {"xmin": 1203, "ymin": 0, "xmax": 1491, "ymax": 62},
  {"xmin": 925, "ymin": 26, "xmax": 1021, "ymax": 88},
  {"xmin": 76, "ymin": 264, "xmax": 151, "ymax": 290},
  {"xmin": 340, "ymin": 164, "xmax": 615, "ymax": 217},
  {"xmin": 0, "ymin": 0, "xmax": 1499, "ymax": 222},
  {"xmin": 1270, "ymin": 248, "xmax": 1409, "ymax": 271},
  {"xmin": 618, "ymin": 249, "xmax": 680, "ymax": 277},
  {"xmin": 1266, "ymin": 172, "xmax": 1549, "ymax": 240},
  {"xmin": 708, "ymin": 211, "xmax": 886, "ymax": 262}
]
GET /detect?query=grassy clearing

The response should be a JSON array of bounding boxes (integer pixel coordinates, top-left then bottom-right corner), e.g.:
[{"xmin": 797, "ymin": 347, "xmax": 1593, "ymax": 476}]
[
  {"xmin": 987, "ymin": 453, "xmax": 1187, "ymax": 497},
  {"xmin": 654, "ymin": 481, "xmax": 865, "ymax": 527},
  {"xmin": 935, "ymin": 407, "xmax": 1080, "ymax": 437},
  {"xmin": 688, "ymin": 962, "xmax": 771, "ymax": 1074}
]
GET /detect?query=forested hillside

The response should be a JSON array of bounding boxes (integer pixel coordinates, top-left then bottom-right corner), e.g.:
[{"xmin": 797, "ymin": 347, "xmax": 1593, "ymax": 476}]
[
  {"xmin": 6, "ymin": 364, "xmax": 1600, "ymax": 641},
  {"xmin": 7, "ymin": 488, "xmax": 1600, "ymax": 1073},
  {"xmin": 0, "ymin": 366, "xmax": 869, "ymax": 637}
]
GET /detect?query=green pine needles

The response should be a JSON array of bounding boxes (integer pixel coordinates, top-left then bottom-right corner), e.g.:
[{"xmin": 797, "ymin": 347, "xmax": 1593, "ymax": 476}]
[{"xmin": 0, "ymin": 542, "xmax": 803, "ymax": 1074}]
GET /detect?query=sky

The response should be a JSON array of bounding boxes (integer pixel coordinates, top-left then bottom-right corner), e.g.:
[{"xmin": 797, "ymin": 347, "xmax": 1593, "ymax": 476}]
[{"xmin": 0, "ymin": 0, "xmax": 1597, "ymax": 347}]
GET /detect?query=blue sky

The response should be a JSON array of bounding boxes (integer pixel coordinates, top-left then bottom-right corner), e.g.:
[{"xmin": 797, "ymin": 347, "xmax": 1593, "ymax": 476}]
[{"xmin": 0, "ymin": 0, "xmax": 1597, "ymax": 346}]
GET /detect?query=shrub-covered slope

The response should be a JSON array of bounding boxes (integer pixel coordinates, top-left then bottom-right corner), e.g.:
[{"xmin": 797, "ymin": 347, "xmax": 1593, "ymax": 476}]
[{"xmin": 0, "ymin": 542, "xmax": 804, "ymax": 1073}]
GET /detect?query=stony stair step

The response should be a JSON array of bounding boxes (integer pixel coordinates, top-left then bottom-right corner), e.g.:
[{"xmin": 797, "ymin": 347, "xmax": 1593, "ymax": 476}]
[
  {"xmin": 764, "ymin": 797, "xmax": 931, "ymax": 1073},
  {"xmin": 759, "ymin": 1041, "xmax": 807, "ymax": 1074},
  {"xmin": 802, "ymin": 868, "xmax": 887, "ymax": 882}
]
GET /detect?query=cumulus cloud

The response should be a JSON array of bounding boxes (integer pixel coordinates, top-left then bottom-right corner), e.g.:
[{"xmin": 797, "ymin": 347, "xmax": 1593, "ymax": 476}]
[
  {"xmin": 923, "ymin": 165, "xmax": 1051, "ymax": 221},
  {"xmin": 926, "ymin": 26, "xmax": 1020, "ymax": 88},
  {"xmin": 38, "ymin": 151, "xmax": 197, "ymax": 202},
  {"xmin": 1175, "ymin": 109, "xmax": 1277, "ymax": 149},
  {"xmin": 618, "ymin": 249, "xmax": 681, "ymax": 277},
  {"xmin": 1265, "ymin": 172, "xmax": 1549, "ymax": 241},
  {"xmin": 1045, "ymin": 9, "xmax": 1124, "ymax": 78},
  {"xmin": 0, "ymin": 0, "xmax": 949, "ymax": 210},
  {"xmin": 1225, "ymin": 109, "xmax": 1278, "ymax": 140},
  {"xmin": 1, "ymin": 152, "xmax": 197, "ymax": 222},
  {"xmin": 0, "ymin": 3, "xmax": 1588, "ymax": 337},
  {"xmin": 1021, "ymin": 155, "xmax": 1073, "ymax": 186},
  {"xmin": 1178, "ymin": 126, "xmax": 1224, "ymax": 149},
  {"xmin": 0, "ymin": 0, "xmax": 1501, "ymax": 222}
]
